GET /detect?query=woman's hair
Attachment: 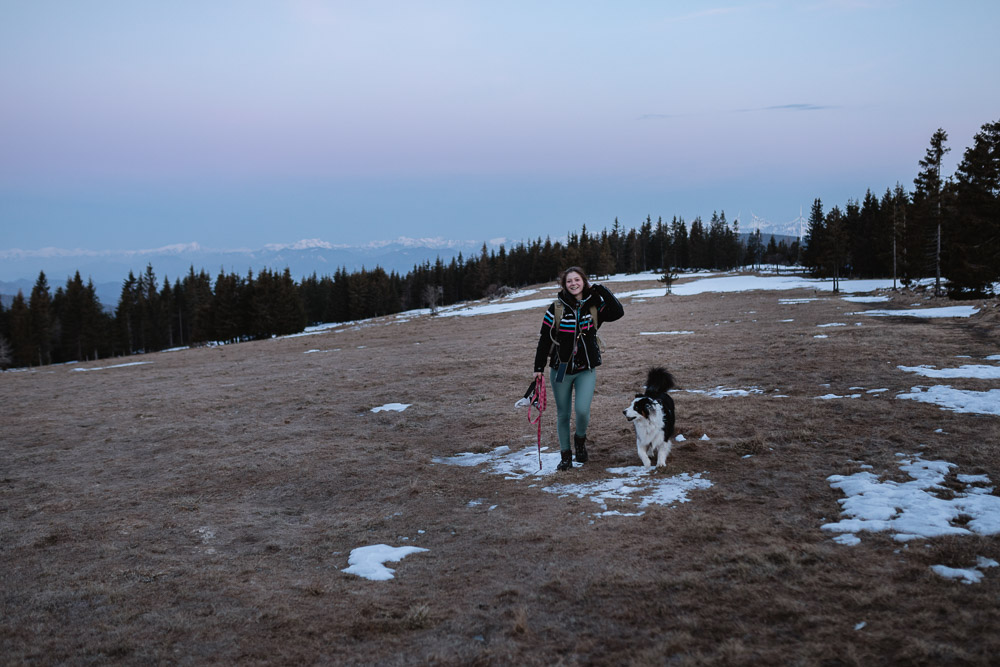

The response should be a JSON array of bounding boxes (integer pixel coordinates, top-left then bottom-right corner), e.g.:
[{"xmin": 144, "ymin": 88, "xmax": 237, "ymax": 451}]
[{"xmin": 559, "ymin": 266, "xmax": 591, "ymax": 293}]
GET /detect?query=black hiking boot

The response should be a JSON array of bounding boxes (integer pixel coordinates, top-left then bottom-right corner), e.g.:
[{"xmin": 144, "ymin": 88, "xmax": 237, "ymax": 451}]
[
  {"xmin": 557, "ymin": 449, "xmax": 573, "ymax": 471},
  {"xmin": 574, "ymin": 434, "xmax": 589, "ymax": 463}
]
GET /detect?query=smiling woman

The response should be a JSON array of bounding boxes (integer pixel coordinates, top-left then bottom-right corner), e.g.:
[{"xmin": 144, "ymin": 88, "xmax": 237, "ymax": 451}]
[{"xmin": 533, "ymin": 266, "xmax": 624, "ymax": 470}]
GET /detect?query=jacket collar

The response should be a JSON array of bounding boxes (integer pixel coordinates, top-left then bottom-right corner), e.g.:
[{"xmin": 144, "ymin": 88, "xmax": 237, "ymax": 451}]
[{"xmin": 558, "ymin": 288, "xmax": 594, "ymax": 308}]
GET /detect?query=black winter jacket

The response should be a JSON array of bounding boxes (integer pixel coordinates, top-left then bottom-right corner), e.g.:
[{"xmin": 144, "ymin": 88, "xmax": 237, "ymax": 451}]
[{"xmin": 533, "ymin": 283, "xmax": 624, "ymax": 374}]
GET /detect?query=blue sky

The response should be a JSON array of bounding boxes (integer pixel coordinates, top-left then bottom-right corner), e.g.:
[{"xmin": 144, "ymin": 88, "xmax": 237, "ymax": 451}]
[{"xmin": 2, "ymin": 0, "xmax": 998, "ymax": 253}]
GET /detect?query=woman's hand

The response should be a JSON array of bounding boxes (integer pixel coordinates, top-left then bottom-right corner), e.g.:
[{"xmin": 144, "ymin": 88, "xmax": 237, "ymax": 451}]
[{"xmin": 534, "ymin": 371, "xmax": 544, "ymax": 383}]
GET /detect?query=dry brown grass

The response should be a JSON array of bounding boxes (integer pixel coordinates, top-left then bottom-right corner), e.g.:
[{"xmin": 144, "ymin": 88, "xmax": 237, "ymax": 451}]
[{"xmin": 2, "ymin": 276, "xmax": 999, "ymax": 665}]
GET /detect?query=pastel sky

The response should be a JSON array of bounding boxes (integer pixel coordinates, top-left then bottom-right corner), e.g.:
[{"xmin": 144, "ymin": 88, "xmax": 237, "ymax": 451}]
[{"xmin": 2, "ymin": 1, "xmax": 998, "ymax": 252}]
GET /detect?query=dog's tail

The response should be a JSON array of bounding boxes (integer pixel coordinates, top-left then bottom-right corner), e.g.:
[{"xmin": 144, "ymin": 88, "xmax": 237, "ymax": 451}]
[{"xmin": 645, "ymin": 367, "xmax": 676, "ymax": 395}]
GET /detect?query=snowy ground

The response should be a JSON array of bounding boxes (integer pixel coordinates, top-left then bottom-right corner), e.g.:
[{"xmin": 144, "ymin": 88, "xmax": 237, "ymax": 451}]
[
  {"xmin": 432, "ymin": 444, "xmax": 713, "ymax": 520},
  {"xmin": 822, "ymin": 453, "xmax": 1000, "ymax": 583}
]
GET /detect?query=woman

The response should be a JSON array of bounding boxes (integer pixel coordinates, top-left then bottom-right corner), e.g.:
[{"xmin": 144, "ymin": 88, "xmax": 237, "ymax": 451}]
[{"xmin": 533, "ymin": 267, "xmax": 624, "ymax": 471}]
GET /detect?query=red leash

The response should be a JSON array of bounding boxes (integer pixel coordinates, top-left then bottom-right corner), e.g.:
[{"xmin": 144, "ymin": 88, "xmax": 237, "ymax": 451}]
[{"xmin": 527, "ymin": 376, "xmax": 547, "ymax": 471}]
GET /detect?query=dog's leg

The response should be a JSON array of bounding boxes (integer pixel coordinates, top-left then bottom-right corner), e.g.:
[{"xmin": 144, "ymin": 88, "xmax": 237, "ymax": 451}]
[
  {"xmin": 656, "ymin": 439, "xmax": 672, "ymax": 467},
  {"xmin": 636, "ymin": 438, "xmax": 652, "ymax": 467}
]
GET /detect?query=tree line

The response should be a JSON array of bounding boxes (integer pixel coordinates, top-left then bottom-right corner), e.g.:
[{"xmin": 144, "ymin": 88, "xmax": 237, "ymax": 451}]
[
  {"xmin": 1, "ymin": 117, "xmax": 996, "ymax": 369},
  {"xmin": 0, "ymin": 217, "xmax": 787, "ymax": 369},
  {"xmin": 802, "ymin": 119, "xmax": 999, "ymax": 297}
]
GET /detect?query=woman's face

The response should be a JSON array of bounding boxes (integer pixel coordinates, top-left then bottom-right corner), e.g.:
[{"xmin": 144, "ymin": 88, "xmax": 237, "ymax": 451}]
[{"xmin": 564, "ymin": 271, "xmax": 585, "ymax": 297}]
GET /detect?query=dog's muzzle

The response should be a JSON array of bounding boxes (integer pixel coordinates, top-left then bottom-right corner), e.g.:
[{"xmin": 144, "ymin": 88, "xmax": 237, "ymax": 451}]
[{"xmin": 623, "ymin": 410, "xmax": 636, "ymax": 421}]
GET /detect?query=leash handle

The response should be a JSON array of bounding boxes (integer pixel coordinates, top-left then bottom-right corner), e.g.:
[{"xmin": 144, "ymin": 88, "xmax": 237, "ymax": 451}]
[{"xmin": 527, "ymin": 375, "xmax": 546, "ymax": 471}]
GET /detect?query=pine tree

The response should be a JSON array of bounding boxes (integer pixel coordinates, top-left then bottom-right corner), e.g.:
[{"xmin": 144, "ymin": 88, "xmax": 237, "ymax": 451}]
[
  {"xmin": 56, "ymin": 272, "xmax": 88, "ymax": 362},
  {"xmin": 913, "ymin": 128, "xmax": 951, "ymax": 295},
  {"xmin": 159, "ymin": 278, "xmax": 176, "ymax": 349},
  {"xmin": 823, "ymin": 207, "xmax": 849, "ymax": 291},
  {"xmin": 802, "ymin": 199, "xmax": 825, "ymax": 274},
  {"xmin": 689, "ymin": 217, "xmax": 707, "ymax": 269},
  {"xmin": 946, "ymin": 119, "xmax": 1000, "ymax": 296},
  {"xmin": 116, "ymin": 271, "xmax": 139, "ymax": 354},
  {"xmin": 9, "ymin": 292, "xmax": 32, "ymax": 367},
  {"xmin": 670, "ymin": 217, "xmax": 689, "ymax": 269},
  {"xmin": 0, "ymin": 298, "xmax": 8, "ymax": 368},
  {"xmin": 0, "ymin": 334, "xmax": 10, "ymax": 369},
  {"xmin": 29, "ymin": 271, "xmax": 54, "ymax": 366}
]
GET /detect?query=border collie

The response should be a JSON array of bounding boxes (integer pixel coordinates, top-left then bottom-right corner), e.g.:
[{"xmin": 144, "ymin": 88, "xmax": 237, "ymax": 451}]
[{"xmin": 623, "ymin": 367, "xmax": 677, "ymax": 467}]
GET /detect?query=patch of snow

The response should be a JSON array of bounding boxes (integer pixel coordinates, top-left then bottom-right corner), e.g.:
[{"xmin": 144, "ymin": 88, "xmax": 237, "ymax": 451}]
[
  {"xmin": 822, "ymin": 454, "xmax": 1000, "ymax": 546},
  {"xmin": 896, "ymin": 386, "xmax": 1000, "ymax": 416},
  {"xmin": 897, "ymin": 364, "xmax": 1000, "ymax": 380},
  {"xmin": 436, "ymin": 445, "xmax": 712, "ymax": 516},
  {"xmin": 71, "ymin": 361, "xmax": 152, "ymax": 372},
  {"xmin": 342, "ymin": 544, "xmax": 429, "ymax": 581},
  {"xmin": 543, "ymin": 467, "xmax": 712, "ymax": 513},
  {"xmin": 850, "ymin": 306, "xmax": 980, "ymax": 318},
  {"xmin": 371, "ymin": 403, "xmax": 411, "ymax": 413},
  {"xmin": 930, "ymin": 564, "xmax": 986, "ymax": 584},
  {"xmin": 684, "ymin": 386, "xmax": 764, "ymax": 398},
  {"xmin": 843, "ymin": 296, "xmax": 890, "ymax": 303},
  {"xmin": 440, "ymin": 297, "xmax": 556, "ymax": 318}
]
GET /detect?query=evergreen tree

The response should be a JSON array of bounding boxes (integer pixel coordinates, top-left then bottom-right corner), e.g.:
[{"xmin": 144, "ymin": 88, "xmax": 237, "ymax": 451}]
[
  {"xmin": 9, "ymin": 292, "xmax": 32, "ymax": 367},
  {"xmin": 639, "ymin": 215, "xmax": 653, "ymax": 271},
  {"xmin": 0, "ymin": 334, "xmax": 10, "ymax": 369},
  {"xmin": 746, "ymin": 230, "xmax": 764, "ymax": 269},
  {"xmin": 159, "ymin": 278, "xmax": 176, "ymax": 349},
  {"xmin": 116, "ymin": 271, "xmax": 139, "ymax": 354},
  {"xmin": 887, "ymin": 183, "xmax": 911, "ymax": 287},
  {"xmin": 55, "ymin": 272, "xmax": 88, "ymax": 362},
  {"xmin": 609, "ymin": 218, "xmax": 623, "ymax": 271},
  {"xmin": 0, "ymin": 298, "xmax": 8, "ymax": 367},
  {"xmin": 802, "ymin": 199, "xmax": 825, "ymax": 274},
  {"xmin": 946, "ymin": 119, "xmax": 1000, "ymax": 296},
  {"xmin": 184, "ymin": 267, "xmax": 215, "ymax": 343},
  {"xmin": 670, "ymin": 217, "xmax": 689, "ymax": 269},
  {"xmin": 912, "ymin": 128, "xmax": 951, "ymax": 295},
  {"xmin": 213, "ymin": 271, "xmax": 243, "ymax": 343},
  {"xmin": 689, "ymin": 217, "xmax": 708, "ymax": 268},
  {"xmin": 29, "ymin": 271, "xmax": 54, "ymax": 366},
  {"xmin": 138, "ymin": 264, "xmax": 163, "ymax": 352},
  {"xmin": 823, "ymin": 207, "xmax": 849, "ymax": 291},
  {"xmin": 595, "ymin": 236, "xmax": 614, "ymax": 278}
]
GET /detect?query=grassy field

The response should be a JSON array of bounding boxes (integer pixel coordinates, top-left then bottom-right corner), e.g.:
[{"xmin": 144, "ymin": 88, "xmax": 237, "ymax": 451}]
[{"xmin": 2, "ymin": 273, "xmax": 999, "ymax": 665}]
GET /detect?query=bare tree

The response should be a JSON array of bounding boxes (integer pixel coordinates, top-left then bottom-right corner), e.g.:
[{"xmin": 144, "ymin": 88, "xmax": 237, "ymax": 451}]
[{"xmin": 422, "ymin": 285, "xmax": 444, "ymax": 315}]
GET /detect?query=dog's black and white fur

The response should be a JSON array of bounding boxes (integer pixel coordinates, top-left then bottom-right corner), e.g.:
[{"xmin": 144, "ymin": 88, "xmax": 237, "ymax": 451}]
[{"xmin": 623, "ymin": 367, "xmax": 676, "ymax": 467}]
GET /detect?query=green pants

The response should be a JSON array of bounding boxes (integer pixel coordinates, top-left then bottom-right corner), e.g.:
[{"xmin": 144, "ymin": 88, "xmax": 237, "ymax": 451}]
[{"xmin": 549, "ymin": 368, "xmax": 596, "ymax": 452}]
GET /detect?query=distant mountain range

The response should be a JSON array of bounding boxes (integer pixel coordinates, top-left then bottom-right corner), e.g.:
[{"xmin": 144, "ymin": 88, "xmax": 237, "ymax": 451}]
[
  {"xmin": 0, "ymin": 237, "xmax": 500, "ymax": 309},
  {"xmin": 0, "ymin": 232, "xmax": 800, "ymax": 310}
]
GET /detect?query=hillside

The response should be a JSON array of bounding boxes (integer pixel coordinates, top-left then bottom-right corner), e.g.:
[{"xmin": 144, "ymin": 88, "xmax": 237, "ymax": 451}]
[{"xmin": 2, "ymin": 272, "xmax": 999, "ymax": 664}]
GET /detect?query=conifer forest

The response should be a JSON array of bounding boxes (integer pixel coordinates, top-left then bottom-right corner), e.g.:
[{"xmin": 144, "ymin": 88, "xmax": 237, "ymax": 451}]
[{"xmin": 1, "ymin": 119, "xmax": 997, "ymax": 370}]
